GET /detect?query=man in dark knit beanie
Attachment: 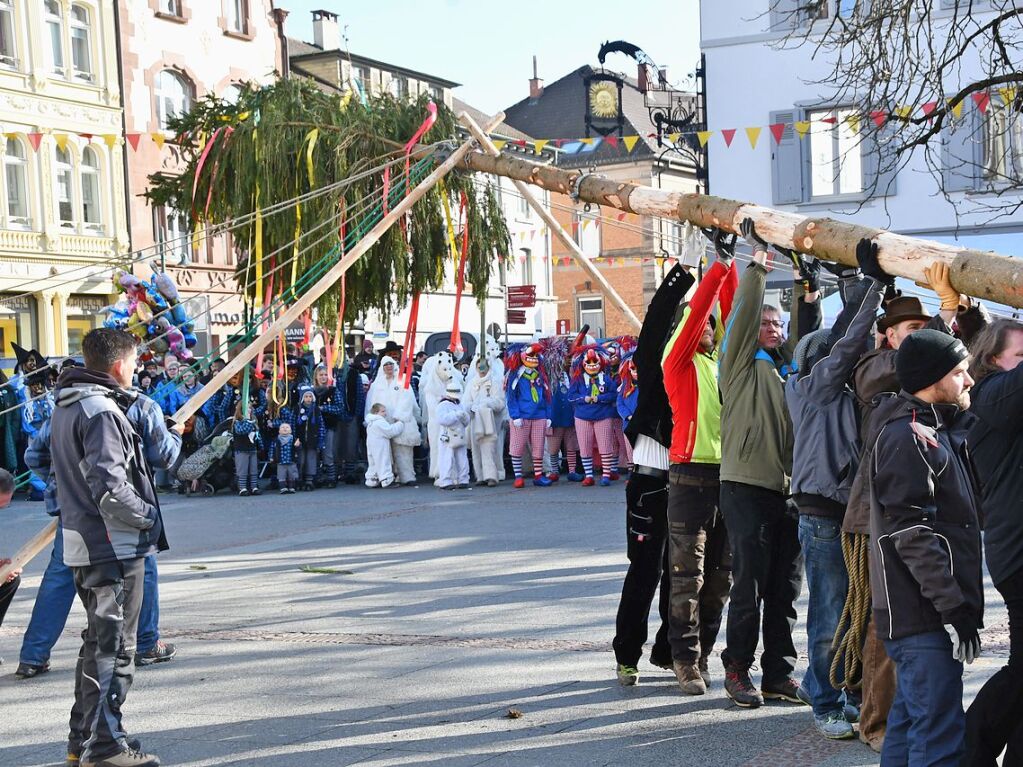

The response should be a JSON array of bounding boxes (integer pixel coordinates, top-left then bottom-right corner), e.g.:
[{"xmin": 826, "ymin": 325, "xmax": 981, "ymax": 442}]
[{"xmin": 868, "ymin": 326, "xmax": 982, "ymax": 765}]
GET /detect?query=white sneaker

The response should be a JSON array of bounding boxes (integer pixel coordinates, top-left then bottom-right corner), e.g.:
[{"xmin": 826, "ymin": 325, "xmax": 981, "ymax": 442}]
[
  {"xmin": 381, "ymin": 478, "xmax": 394, "ymax": 488},
  {"xmin": 365, "ymin": 479, "xmax": 379, "ymax": 488}
]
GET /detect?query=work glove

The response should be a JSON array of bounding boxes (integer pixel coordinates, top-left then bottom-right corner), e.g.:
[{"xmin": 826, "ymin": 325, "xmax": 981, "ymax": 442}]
[
  {"xmin": 856, "ymin": 238, "xmax": 893, "ymax": 286},
  {"xmin": 546, "ymin": 419, "xmax": 552, "ymax": 429},
  {"xmin": 739, "ymin": 217, "xmax": 768, "ymax": 254},
  {"xmin": 924, "ymin": 261, "xmax": 962, "ymax": 311},
  {"xmin": 701, "ymin": 227, "xmax": 737, "ymax": 266},
  {"xmin": 793, "ymin": 254, "xmax": 822, "ymax": 293},
  {"xmin": 512, "ymin": 418, "xmax": 523, "ymax": 428},
  {"xmin": 942, "ymin": 605, "xmax": 981, "ymax": 664}
]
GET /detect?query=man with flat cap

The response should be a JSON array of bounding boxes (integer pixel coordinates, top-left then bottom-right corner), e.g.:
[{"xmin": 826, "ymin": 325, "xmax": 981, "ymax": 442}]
[{"xmin": 868, "ymin": 328, "xmax": 983, "ymax": 766}]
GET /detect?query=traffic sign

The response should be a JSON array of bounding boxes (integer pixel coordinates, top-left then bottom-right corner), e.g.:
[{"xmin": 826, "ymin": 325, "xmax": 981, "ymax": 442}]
[
  {"xmin": 508, "ymin": 284, "xmax": 536, "ymax": 308},
  {"xmin": 507, "ymin": 309, "xmax": 527, "ymax": 324}
]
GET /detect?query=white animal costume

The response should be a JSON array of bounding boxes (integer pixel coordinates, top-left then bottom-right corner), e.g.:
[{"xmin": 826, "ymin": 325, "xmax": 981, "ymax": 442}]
[
  {"xmin": 435, "ymin": 384, "xmax": 470, "ymax": 488},
  {"xmin": 364, "ymin": 411, "xmax": 404, "ymax": 487},
  {"xmin": 463, "ymin": 337, "xmax": 506, "ymax": 481},
  {"xmin": 420, "ymin": 350, "xmax": 464, "ymax": 480},
  {"xmin": 464, "ymin": 359, "xmax": 506, "ymax": 485},
  {"xmin": 366, "ymin": 357, "xmax": 421, "ymax": 485}
]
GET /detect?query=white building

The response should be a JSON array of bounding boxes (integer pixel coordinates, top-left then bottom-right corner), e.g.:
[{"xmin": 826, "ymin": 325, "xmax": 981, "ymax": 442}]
[{"xmin": 701, "ymin": 1, "xmax": 1023, "ymax": 310}]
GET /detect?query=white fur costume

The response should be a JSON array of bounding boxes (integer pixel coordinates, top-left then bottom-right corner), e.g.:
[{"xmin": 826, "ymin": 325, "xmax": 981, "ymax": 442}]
[
  {"xmin": 364, "ymin": 412, "xmax": 403, "ymax": 487},
  {"xmin": 435, "ymin": 396, "xmax": 469, "ymax": 487},
  {"xmin": 420, "ymin": 350, "xmax": 464, "ymax": 481},
  {"xmin": 464, "ymin": 361, "xmax": 506, "ymax": 484},
  {"xmin": 366, "ymin": 357, "xmax": 421, "ymax": 484}
]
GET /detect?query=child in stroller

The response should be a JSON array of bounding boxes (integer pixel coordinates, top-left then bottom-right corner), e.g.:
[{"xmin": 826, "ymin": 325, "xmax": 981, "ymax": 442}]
[{"xmin": 176, "ymin": 419, "xmax": 236, "ymax": 496}]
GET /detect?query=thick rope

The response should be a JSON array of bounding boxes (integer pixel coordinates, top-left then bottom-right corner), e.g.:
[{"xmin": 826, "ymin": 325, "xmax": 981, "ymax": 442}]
[{"xmin": 830, "ymin": 532, "xmax": 871, "ymax": 691}]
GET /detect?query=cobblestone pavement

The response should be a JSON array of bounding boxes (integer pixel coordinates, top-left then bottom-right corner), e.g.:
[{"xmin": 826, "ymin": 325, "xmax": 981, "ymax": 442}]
[{"xmin": 0, "ymin": 481, "xmax": 1008, "ymax": 766}]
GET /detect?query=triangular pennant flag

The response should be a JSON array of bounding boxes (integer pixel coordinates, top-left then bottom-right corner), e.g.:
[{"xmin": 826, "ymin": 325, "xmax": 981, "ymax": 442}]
[
  {"xmin": 870, "ymin": 110, "xmax": 887, "ymax": 128},
  {"xmin": 721, "ymin": 129, "xmax": 737, "ymax": 147},
  {"xmin": 794, "ymin": 121, "xmax": 811, "ymax": 138},
  {"xmin": 893, "ymin": 106, "xmax": 913, "ymax": 120},
  {"xmin": 562, "ymin": 257, "xmax": 571, "ymax": 266},
  {"xmin": 54, "ymin": 133, "xmax": 69, "ymax": 152},
  {"xmin": 821, "ymin": 115, "xmax": 838, "ymax": 125},
  {"xmin": 605, "ymin": 135, "xmax": 619, "ymax": 148},
  {"xmin": 533, "ymin": 139, "xmax": 548, "ymax": 154},
  {"xmin": 582, "ymin": 218, "xmax": 591, "ymax": 230},
  {"xmin": 126, "ymin": 133, "xmax": 142, "ymax": 151},
  {"xmin": 667, "ymin": 132, "xmax": 681, "ymax": 144},
  {"xmin": 492, "ymin": 139, "xmax": 507, "ymax": 151},
  {"xmin": 3, "ymin": 132, "xmax": 17, "ymax": 140},
  {"xmin": 616, "ymin": 212, "xmax": 626, "ymax": 221},
  {"xmin": 921, "ymin": 101, "xmax": 937, "ymax": 119},
  {"xmin": 103, "ymin": 134, "xmax": 118, "ymax": 148},
  {"xmin": 999, "ymin": 86, "xmax": 1018, "ymax": 106},
  {"xmin": 697, "ymin": 130, "xmax": 713, "ymax": 147},
  {"xmin": 513, "ymin": 139, "xmax": 527, "ymax": 147},
  {"xmin": 579, "ymin": 137, "xmax": 594, "ymax": 145},
  {"xmin": 947, "ymin": 98, "xmax": 965, "ymax": 120},
  {"xmin": 745, "ymin": 126, "xmax": 762, "ymax": 148},
  {"xmin": 27, "ymin": 132, "xmax": 43, "ymax": 151},
  {"xmin": 79, "ymin": 132, "xmax": 94, "ymax": 142},
  {"xmin": 623, "ymin": 135, "xmax": 640, "ymax": 152},
  {"xmin": 769, "ymin": 123, "xmax": 786, "ymax": 144},
  {"xmin": 518, "ymin": 231, "xmax": 526, "ymax": 241},
  {"xmin": 844, "ymin": 114, "xmax": 860, "ymax": 134},
  {"xmin": 973, "ymin": 91, "xmax": 991, "ymax": 113},
  {"xmin": 655, "ymin": 258, "xmax": 665, "ymax": 270},
  {"xmin": 151, "ymin": 132, "xmax": 166, "ymax": 149}
]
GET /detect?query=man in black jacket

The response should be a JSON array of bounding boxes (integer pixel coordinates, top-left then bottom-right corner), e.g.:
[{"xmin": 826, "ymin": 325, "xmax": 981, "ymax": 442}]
[
  {"xmin": 611, "ymin": 262, "xmax": 695, "ymax": 685},
  {"xmin": 51, "ymin": 329, "xmax": 163, "ymax": 767},
  {"xmin": 869, "ymin": 329, "xmax": 983, "ymax": 767}
]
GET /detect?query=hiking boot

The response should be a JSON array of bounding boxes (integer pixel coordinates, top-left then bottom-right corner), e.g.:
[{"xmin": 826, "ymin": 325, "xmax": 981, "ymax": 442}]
[
  {"xmin": 616, "ymin": 663, "xmax": 639, "ymax": 686},
  {"xmin": 135, "ymin": 641, "xmax": 176, "ymax": 667},
  {"xmin": 14, "ymin": 661, "xmax": 49, "ymax": 679},
  {"xmin": 81, "ymin": 746, "xmax": 160, "ymax": 767},
  {"xmin": 813, "ymin": 710, "xmax": 855, "ymax": 740},
  {"xmin": 698, "ymin": 655, "xmax": 711, "ymax": 687},
  {"xmin": 70, "ymin": 739, "xmax": 141, "ymax": 766},
  {"xmin": 762, "ymin": 677, "xmax": 809, "ymax": 705},
  {"xmin": 724, "ymin": 666, "xmax": 763, "ymax": 708},
  {"xmin": 673, "ymin": 661, "xmax": 707, "ymax": 695}
]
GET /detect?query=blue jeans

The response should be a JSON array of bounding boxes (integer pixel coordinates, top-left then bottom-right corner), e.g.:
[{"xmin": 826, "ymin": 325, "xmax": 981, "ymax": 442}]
[
  {"xmin": 883, "ymin": 630, "xmax": 965, "ymax": 767},
  {"xmin": 797, "ymin": 514, "xmax": 849, "ymax": 717},
  {"xmin": 20, "ymin": 524, "xmax": 161, "ymax": 665}
]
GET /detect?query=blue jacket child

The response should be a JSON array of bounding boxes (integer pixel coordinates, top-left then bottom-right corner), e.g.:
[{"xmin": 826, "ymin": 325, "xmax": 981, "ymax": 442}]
[
  {"xmin": 506, "ymin": 366, "xmax": 552, "ymax": 422},
  {"xmin": 568, "ymin": 346, "xmax": 617, "ymax": 422},
  {"xmin": 551, "ymin": 372, "xmax": 575, "ymax": 429}
]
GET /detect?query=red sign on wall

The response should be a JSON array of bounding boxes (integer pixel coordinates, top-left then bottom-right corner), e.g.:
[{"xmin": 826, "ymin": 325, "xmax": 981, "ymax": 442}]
[
  {"xmin": 507, "ymin": 309, "xmax": 527, "ymax": 325},
  {"xmin": 556, "ymin": 319, "xmax": 571, "ymax": 335},
  {"xmin": 507, "ymin": 285, "xmax": 536, "ymax": 308}
]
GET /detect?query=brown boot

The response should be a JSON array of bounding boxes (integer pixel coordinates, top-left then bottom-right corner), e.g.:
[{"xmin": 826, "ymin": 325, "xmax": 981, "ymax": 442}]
[{"xmin": 673, "ymin": 660, "xmax": 708, "ymax": 695}]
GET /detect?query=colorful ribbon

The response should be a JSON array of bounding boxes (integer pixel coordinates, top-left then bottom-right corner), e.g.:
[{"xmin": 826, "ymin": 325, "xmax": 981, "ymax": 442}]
[
  {"xmin": 449, "ymin": 191, "xmax": 469, "ymax": 357},
  {"xmin": 403, "ymin": 101, "xmax": 437, "ymax": 193},
  {"xmin": 401, "ymin": 292, "xmax": 421, "ymax": 390}
]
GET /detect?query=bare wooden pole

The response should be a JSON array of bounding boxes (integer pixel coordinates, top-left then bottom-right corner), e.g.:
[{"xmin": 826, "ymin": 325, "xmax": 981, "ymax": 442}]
[
  {"xmin": 460, "ymin": 113, "xmax": 642, "ymax": 332},
  {"xmin": 462, "ymin": 149, "xmax": 1023, "ymax": 309},
  {"xmin": 0, "ymin": 519, "xmax": 57, "ymax": 582}
]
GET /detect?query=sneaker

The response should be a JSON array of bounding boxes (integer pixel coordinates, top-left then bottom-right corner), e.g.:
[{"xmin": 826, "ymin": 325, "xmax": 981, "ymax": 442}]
[
  {"xmin": 250, "ymin": 487, "xmax": 262, "ymax": 496},
  {"xmin": 581, "ymin": 477, "xmax": 595, "ymax": 487},
  {"xmin": 136, "ymin": 641, "xmax": 176, "ymax": 667},
  {"xmin": 513, "ymin": 477, "xmax": 525, "ymax": 489},
  {"xmin": 486, "ymin": 479, "xmax": 498, "ymax": 487},
  {"xmin": 616, "ymin": 663, "xmax": 639, "ymax": 686},
  {"xmin": 567, "ymin": 472, "xmax": 584, "ymax": 482},
  {"xmin": 724, "ymin": 666, "xmax": 763, "ymax": 708},
  {"xmin": 698, "ymin": 655, "xmax": 711, "ymax": 687},
  {"xmin": 599, "ymin": 476, "xmax": 611, "ymax": 487},
  {"xmin": 288, "ymin": 487, "xmax": 297, "ymax": 494},
  {"xmin": 81, "ymin": 746, "xmax": 160, "ymax": 767},
  {"xmin": 762, "ymin": 677, "xmax": 809, "ymax": 705},
  {"xmin": 813, "ymin": 710, "xmax": 855, "ymax": 740},
  {"xmin": 14, "ymin": 661, "xmax": 49, "ymax": 679},
  {"xmin": 280, "ymin": 488, "xmax": 288, "ymax": 495},
  {"xmin": 238, "ymin": 488, "xmax": 249, "ymax": 497},
  {"xmin": 548, "ymin": 473, "xmax": 560, "ymax": 483},
  {"xmin": 674, "ymin": 661, "xmax": 707, "ymax": 695},
  {"xmin": 532, "ymin": 476, "xmax": 552, "ymax": 487}
]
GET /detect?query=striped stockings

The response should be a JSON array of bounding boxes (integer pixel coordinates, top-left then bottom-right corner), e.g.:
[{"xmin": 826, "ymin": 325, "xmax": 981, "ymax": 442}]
[
  {"xmin": 574, "ymin": 417, "xmax": 616, "ymax": 480},
  {"xmin": 548, "ymin": 426, "xmax": 579, "ymax": 475},
  {"xmin": 509, "ymin": 418, "xmax": 548, "ymax": 478}
]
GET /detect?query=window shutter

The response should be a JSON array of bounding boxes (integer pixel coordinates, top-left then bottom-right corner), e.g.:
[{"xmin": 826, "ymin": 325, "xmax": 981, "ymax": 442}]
[
  {"xmin": 769, "ymin": 0, "xmax": 802, "ymax": 30},
  {"xmin": 771, "ymin": 110, "xmax": 803, "ymax": 204},
  {"xmin": 941, "ymin": 102, "xmax": 981, "ymax": 193},
  {"xmin": 862, "ymin": 120, "xmax": 899, "ymax": 197}
]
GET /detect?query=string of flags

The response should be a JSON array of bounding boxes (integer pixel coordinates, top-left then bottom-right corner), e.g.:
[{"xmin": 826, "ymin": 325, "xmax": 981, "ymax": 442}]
[
  {"xmin": 492, "ymin": 88, "xmax": 1016, "ymax": 155},
  {"xmin": 1, "ymin": 130, "xmax": 173, "ymax": 152}
]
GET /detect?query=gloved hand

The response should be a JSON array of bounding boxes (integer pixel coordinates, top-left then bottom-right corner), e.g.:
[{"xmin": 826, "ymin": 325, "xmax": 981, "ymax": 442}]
[
  {"xmin": 546, "ymin": 419, "xmax": 552, "ymax": 429},
  {"xmin": 512, "ymin": 418, "xmax": 523, "ymax": 428},
  {"xmin": 819, "ymin": 260, "xmax": 860, "ymax": 279},
  {"xmin": 739, "ymin": 217, "xmax": 768, "ymax": 254},
  {"xmin": 942, "ymin": 605, "xmax": 981, "ymax": 664},
  {"xmin": 856, "ymin": 238, "xmax": 893, "ymax": 285},
  {"xmin": 795, "ymin": 255, "xmax": 822, "ymax": 293},
  {"xmin": 702, "ymin": 227, "xmax": 736, "ymax": 265},
  {"xmin": 924, "ymin": 261, "xmax": 962, "ymax": 311}
]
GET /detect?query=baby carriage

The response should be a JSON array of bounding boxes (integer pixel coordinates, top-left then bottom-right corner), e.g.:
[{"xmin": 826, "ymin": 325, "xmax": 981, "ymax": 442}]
[{"xmin": 176, "ymin": 419, "xmax": 236, "ymax": 496}]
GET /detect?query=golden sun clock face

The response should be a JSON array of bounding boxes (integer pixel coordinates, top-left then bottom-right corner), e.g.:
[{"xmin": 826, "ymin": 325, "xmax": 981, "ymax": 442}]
[{"xmin": 589, "ymin": 82, "xmax": 619, "ymax": 119}]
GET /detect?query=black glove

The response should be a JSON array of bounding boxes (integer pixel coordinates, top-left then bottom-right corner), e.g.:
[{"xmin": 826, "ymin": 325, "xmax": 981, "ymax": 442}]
[
  {"xmin": 773, "ymin": 244, "xmax": 802, "ymax": 272},
  {"xmin": 856, "ymin": 238, "xmax": 893, "ymax": 285},
  {"xmin": 883, "ymin": 283, "xmax": 903, "ymax": 304},
  {"xmin": 941, "ymin": 604, "xmax": 982, "ymax": 664},
  {"xmin": 702, "ymin": 227, "xmax": 736, "ymax": 264},
  {"xmin": 739, "ymin": 217, "xmax": 768, "ymax": 252},
  {"xmin": 795, "ymin": 255, "xmax": 822, "ymax": 293},
  {"xmin": 819, "ymin": 260, "xmax": 860, "ymax": 279}
]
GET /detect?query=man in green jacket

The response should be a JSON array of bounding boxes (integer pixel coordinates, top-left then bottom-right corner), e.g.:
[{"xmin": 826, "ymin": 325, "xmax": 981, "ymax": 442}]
[{"xmin": 718, "ymin": 218, "xmax": 820, "ymax": 708}]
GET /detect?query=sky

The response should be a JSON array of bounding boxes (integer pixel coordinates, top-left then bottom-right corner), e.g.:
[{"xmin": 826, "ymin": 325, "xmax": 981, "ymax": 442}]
[{"xmin": 280, "ymin": 0, "xmax": 702, "ymax": 114}]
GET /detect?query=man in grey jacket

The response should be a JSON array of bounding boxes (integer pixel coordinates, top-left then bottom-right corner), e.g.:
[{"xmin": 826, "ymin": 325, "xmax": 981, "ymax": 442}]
[{"xmin": 51, "ymin": 328, "xmax": 163, "ymax": 767}]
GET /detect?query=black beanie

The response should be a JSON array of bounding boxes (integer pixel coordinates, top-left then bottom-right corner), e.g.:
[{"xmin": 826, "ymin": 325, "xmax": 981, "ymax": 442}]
[{"xmin": 896, "ymin": 329, "xmax": 969, "ymax": 394}]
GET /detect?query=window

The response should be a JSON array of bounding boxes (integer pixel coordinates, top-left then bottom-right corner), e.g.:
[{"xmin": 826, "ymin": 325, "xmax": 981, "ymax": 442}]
[
  {"xmin": 54, "ymin": 146, "xmax": 74, "ymax": 226},
  {"xmin": 81, "ymin": 147, "xmax": 101, "ymax": 228},
  {"xmin": 355, "ymin": 66, "xmax": 371, "ymax": 96},
  {"xmin": 155, "ymin": 205, "xmax": 190, "ymax": 265},
  {"xmin": 155, "ymin": 69, "xmax": 193, "ymax": 130},
  {"xmin": 3, "ymin": 138, "xmax": 29, "ymax": 227},
  {"xmin": 981, "ymin": 99, "xmax": 1023, "ymax": 184},
  {"xmin": 666, "ymin": 221, "xmax": 684, "ymax": 255},
  {"xmin": 396, "ymin": 76, "xmax": 409, "ymax": 99},
  {"xmin": 69, "ymin": 4, "xmax": 92, "ymax": 80},
  {"xmin": 521, "ymin": 248, "xmax": 533, "ymax": 286},
  {"xmin": 226, "ymin": 0, "xmax": 247, "ymax": 34},
  {"xmin": 429, "ymin": 85, "xmax": 443, "ymax": 102},
  {"xmin": 808, "ymin": 107, "xmax": 862, "ymax": 197},
  {"xmin": 159, "ymin": 0, "xmax": 183, "ymax": 15},
  {"xmin": 574, "ymin": 209, "xmax": 601, "ymax": 257},
  {"xmin": 0, "ymin": 1, "xmax": 17, "ymax": 69},
  {"xmin": 516, "ymin": 189, "xmax": 531, "ymax": 219},
  {"xmin": 577, "ymin": 297, "xmax": 605, "ymax": 338},
  {"xmin": 44, "ymin": 0, "xmax": 64, "ymax": 75}
]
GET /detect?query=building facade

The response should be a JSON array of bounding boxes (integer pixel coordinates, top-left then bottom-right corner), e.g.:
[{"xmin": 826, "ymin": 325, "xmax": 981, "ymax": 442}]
[
  {"xmin": 117, "ymin": 0, "xmax": 281, "ymax": 358},
  {"xmin": 701, "ymin": 0, "xmax": 1023, "ymax": 313},
  {"xmin": 0, "ymin": 0, "xmax": 128, "ymax": 363}
]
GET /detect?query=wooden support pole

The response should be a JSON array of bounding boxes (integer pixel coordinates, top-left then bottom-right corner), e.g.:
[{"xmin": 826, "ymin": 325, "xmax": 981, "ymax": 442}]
[
  {"xmin": 459, "ymin": 113, "xmax": 642, "ymax": 333},
  {"xmin": 462, "ymin": 149, "xmax": 1023, "ymax": 310},
  {"xmin": 0, "ymin": 519, "xmax": 57, "ymax": 582}
]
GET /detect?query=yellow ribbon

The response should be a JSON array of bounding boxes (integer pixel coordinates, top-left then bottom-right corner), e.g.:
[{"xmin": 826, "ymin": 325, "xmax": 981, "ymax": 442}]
[
  {"xmin": 304, "ymin": 128, "xmax": 318, "ymax": 187},
  {"xmin": 437, "ymin": 179, "xmax": 460, "ymax": 264},
  {"xmin": 253, "ymin": 128, "xmax": 263, "ymax": 310}
]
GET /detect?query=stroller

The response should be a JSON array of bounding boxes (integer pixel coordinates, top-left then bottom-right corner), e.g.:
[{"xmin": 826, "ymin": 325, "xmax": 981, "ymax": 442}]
[{"xmin": 176, "ymin": 419, "xmax": 236, "ymax": 496}]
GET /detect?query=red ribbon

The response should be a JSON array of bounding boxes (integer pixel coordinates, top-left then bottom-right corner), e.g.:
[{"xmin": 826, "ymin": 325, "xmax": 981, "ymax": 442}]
[
  {"xmin": 255, "ymin": 255, "xmax": 276, "ymax": 378},
  {"xmin": 382, "ymin": 165, "xmax": 391, "ymax": 215},
  {"xmin": 403, "ymin": 101, "xmax": 438, "ymax": 193},
  {"xmin": 401, "ymin": 292, "xmax": 421, "ymax": 389},
  {"xmin": 449, "ymin": 192, "xmax": 469, "ymax": 357},
  {"xmin": 191, "ymin": 126, "xmax": 229, "ymax": 218}
]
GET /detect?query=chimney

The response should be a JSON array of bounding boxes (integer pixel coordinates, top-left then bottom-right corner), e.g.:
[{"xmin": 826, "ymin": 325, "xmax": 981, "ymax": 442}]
[
  {"xmin": 658, "ymin": 67, "xmax": 668, "ymax": 87},
  {"xmin": 312, "ymin": 9, "xmax": 340, "ymax": 51},
  {"xmin": 637, "ymin": 63, "xmax": 648, "ymax": 93},
  {"xmin": 529, "ymin": 55, "xmax": 544, "ymax": 99}
]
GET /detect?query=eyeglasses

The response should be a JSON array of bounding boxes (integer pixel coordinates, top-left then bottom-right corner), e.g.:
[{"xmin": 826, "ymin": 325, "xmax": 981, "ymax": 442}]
[{"xmin": 760, "ymin": 320, "xmax": 784, "ymax": 329}]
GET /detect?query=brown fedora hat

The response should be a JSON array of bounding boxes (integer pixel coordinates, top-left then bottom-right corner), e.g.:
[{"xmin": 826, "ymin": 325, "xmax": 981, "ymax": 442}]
[{"xmin": 877, "ymin": 296, "xmax": 932, "ymax": 332}]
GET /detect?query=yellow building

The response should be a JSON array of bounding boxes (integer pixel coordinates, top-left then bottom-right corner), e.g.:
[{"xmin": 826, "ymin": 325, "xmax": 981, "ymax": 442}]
[{"xmin": 0, "ymin": 0, "xmax": 128, "ymax": 363}]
